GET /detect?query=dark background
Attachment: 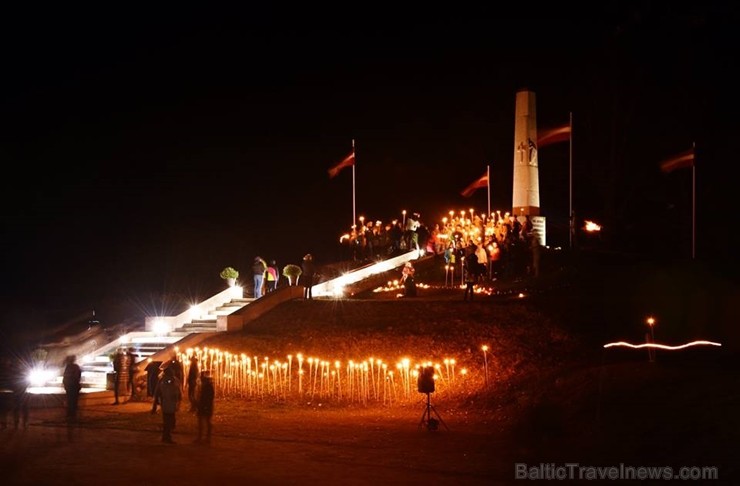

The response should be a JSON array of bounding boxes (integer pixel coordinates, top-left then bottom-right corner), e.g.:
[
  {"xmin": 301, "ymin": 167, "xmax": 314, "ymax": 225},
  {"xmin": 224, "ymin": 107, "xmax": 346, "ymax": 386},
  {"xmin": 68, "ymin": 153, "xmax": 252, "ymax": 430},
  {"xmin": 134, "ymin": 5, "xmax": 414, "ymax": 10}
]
[{"xmin": 1, "ymin": 3, "xmax": 737, "ymax": 338}]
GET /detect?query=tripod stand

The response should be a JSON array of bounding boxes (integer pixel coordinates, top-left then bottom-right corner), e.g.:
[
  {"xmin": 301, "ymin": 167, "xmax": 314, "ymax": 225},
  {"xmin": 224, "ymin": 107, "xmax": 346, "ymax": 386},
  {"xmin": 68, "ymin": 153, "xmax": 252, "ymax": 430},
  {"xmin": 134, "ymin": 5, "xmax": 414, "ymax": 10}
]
[{"xmin": 418, "ymin": 392, "xmax": 449, "ymax": 431}]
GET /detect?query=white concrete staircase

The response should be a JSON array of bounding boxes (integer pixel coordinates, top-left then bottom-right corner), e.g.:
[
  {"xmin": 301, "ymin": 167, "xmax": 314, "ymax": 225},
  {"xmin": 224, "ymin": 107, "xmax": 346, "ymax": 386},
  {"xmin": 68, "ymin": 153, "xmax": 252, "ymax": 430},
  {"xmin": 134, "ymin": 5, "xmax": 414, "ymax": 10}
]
[{"xmin": 68, "ymin": 289, "xmax": 254, "ymax": 390}]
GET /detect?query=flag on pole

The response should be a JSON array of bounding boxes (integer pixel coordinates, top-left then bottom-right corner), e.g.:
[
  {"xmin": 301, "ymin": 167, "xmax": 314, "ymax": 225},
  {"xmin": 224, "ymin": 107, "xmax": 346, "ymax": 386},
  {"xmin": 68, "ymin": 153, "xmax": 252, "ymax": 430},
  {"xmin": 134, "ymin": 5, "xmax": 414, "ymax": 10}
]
[
  {"xmin": 328, "ymin": 152, "xmax": 355, "ymax": 178},
  {"xmin": 660, "ymin": 148, "xmax": 695, "ymax": 173},
  {"xmin": 537, "ymin": 123, "xmax": 571, "ymax": 147},
  {"xmin": 461, "ymin": 171, "xmax": 489, "ymax": 197}
]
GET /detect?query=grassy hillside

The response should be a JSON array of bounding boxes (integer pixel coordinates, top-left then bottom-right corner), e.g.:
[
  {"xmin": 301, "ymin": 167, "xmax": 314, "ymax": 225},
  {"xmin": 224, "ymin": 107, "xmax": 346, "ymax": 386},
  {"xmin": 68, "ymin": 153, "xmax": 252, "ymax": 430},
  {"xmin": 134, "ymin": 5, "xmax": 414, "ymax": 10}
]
[{"xmin": 191, "ymin": 253, "xmax": 740, "ymax": 480}]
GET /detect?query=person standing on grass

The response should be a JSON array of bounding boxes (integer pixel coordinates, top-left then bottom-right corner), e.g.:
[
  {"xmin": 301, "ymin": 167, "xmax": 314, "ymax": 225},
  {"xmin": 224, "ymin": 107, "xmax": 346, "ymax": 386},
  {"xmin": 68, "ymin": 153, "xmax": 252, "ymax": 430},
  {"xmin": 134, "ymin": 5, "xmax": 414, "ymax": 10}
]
[
  {"xmin": 151, "ymin": 366, "xmax": 182, "ymax": 444},
  {"xmin": 194, "ymin": 370, "xmax": 215, "ymax": 445},
  {"xmin": 464, "ymin": 251, "xmax": 478, "ymax": 301}
]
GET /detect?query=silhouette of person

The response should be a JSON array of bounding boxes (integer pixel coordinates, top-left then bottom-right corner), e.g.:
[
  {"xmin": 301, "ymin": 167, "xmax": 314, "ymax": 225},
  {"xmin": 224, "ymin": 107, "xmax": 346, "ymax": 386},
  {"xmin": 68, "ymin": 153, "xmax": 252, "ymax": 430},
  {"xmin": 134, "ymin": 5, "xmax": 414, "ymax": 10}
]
[
  {"xmin": 464, "ymin": 251, "xmax": 479, "ymax": 301},
  {"xmin": 62, "ymin": 355, "xmax": 82, "ymax": 423},
  {"xmin": 194, "ymin": 370, "xmax": 214, "ymax": 444},
  {"xmin": 112, "ymin": 348, "xmax": 124, "ymax": 404},
  {"xmin": 126, "ymin": 347, "xmax": 137, "ymax": 399},
  {"xmin": 151, "ymin": 366, "xmax": 182, "ymax": 444},
  {"xmin": 301, "ymin": 254, "xmax": 316, "ymax": 300},
  {"xmin": 160, "ymin": 352, "xmax": 184, "ymax": 389},
  {"xmin": 145, "ymin": 359, "xmax": 161, "ymax": 397},
  {"xmin": 187, "ymin": 356, "xmax": 199, "ymax": 412}
]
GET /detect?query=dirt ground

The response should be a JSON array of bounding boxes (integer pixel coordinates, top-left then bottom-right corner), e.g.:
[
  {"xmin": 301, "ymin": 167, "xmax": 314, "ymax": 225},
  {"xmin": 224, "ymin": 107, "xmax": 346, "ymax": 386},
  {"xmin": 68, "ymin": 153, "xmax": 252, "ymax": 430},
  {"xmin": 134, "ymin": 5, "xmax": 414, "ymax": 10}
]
[
  {"xmin": 1, "ymin": 397, "xmax": 505, "ymax": 485},
  {"xmin": 3, "ymin": 351, "xmax": 738, "ymax": 486}
]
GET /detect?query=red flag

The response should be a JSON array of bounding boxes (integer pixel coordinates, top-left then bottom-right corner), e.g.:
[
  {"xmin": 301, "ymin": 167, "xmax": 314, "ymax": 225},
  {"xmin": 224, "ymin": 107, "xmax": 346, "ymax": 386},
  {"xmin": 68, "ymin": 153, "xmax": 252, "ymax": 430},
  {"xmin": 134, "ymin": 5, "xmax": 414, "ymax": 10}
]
[
  {"xmin": 461, "ymin": 171, "xmax": 488, "ymax": 197},
  {"xmin": 537, "ymin": 124, "xmax": 571, "ymax": 147},
  {"xmin": 660, "ymin": 148, "xmax": 694, "ymax": 173},
  {"xmin": 328, "ymin": 152, "xmax": 355, "ymax": 178}
]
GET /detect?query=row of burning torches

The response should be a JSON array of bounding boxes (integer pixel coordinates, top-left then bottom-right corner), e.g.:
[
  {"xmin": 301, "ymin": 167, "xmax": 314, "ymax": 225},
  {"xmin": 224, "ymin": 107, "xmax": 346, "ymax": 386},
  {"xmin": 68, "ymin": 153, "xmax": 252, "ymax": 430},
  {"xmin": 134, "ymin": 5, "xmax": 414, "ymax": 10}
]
[{"xmin": 171, "ymin": 346, "xmax": 486, "ymax": 405}]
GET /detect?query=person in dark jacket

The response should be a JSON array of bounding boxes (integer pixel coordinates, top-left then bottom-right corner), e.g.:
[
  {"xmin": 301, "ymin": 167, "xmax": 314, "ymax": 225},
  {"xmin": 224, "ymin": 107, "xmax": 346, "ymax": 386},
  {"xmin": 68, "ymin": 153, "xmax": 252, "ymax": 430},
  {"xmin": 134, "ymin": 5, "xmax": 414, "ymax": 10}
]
[
  {"xmin": 194, "ymin": 370, "xmax": 215, "ymax": 444},
  {"xmin": 126, "ymin": 347, "xmax": 137, "ymax": 399},
  {"xmin": 62, "ymin": 355, "xmax": 82, "ymax": 423},
  {"xmin": 112, "ymin": 348, "xmax": 124, "ymax": 404},
  {"xmin": 301, "ymin": 254, "xmax": 316, "ymax": 300},
  {"xmin": 151, "ymin": 366, "xmax": 182, "ymax": 444},
  {"xmin": 144, "ymin": 359, "xmax": 162, "ymax": 397},
  {"xmin": 252, "ymin": 256, "xmax": 268, "ymax": 298},
  {"xmin": 187, "ymin": 356, "xmax": 199, "ymax": 412}
]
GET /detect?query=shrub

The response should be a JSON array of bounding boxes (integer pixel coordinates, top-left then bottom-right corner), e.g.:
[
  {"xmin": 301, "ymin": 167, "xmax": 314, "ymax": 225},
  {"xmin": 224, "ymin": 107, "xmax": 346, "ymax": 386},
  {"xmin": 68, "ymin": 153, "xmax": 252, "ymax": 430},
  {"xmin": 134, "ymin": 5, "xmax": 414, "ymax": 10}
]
[
  {"xmin": 220, "ymin": 267, "xmax": 239, "ymax": 280},
  {"xmin": 282, "ymin": 264, "xmax": 302, "ymax": 284}
]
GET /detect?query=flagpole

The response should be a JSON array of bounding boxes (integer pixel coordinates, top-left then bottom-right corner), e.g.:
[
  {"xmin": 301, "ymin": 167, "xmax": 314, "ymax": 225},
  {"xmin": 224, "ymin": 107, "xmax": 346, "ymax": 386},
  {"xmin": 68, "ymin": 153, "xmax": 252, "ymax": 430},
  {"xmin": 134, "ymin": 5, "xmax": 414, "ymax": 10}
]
[
  {"xmin": 692, "ymin": 141, "xmax": 696, "ymax": 260},
  {"xmin": 352, "ymin": 138, "xmax": 356, "ymax": 228},
  {"xmin": 568, "ymin": 111, "xmax": 574, "ymax": 250},
  {"xmin": 486, "ymin": 164, "xmax": 491, "ymax": 218}
]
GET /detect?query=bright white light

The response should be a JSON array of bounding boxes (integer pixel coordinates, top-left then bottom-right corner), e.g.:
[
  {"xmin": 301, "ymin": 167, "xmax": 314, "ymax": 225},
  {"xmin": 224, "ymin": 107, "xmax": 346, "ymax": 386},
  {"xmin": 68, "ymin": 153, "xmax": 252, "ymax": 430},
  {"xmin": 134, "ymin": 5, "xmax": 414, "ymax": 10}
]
[
  {"xmin": 152, "ymin": 319, "xmax": 169, "ymax": 336},
  {"xmin": 28, "ymin": 367, "xmax": 55, "ymax": 387}
]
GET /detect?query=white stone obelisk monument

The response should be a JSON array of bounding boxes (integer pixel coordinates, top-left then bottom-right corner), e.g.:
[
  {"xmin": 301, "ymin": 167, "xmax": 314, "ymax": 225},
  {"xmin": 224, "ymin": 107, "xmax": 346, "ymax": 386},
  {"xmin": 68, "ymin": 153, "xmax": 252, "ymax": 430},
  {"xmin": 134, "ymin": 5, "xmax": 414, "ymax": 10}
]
[{"xmin": 512, "ymin": 89, "xmax": 546, "ymax": 245}]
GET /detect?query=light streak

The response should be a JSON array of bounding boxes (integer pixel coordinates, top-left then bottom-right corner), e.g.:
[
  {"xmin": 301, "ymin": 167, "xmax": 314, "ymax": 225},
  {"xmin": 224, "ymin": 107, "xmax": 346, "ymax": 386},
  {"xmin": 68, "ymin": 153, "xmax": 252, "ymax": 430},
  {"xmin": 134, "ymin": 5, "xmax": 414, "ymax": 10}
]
[{"xmin": 603, "ymin": 340, "xmax": 721, "ymax": 350}]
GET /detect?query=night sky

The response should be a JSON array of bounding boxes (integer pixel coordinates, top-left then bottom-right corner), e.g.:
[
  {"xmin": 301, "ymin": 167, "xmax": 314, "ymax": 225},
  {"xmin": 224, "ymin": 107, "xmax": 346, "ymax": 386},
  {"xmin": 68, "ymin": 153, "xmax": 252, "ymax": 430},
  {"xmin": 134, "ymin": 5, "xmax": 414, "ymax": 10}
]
[{"xmin": 1, "ymin": 3, "xmax": 736, "ymax": 337}]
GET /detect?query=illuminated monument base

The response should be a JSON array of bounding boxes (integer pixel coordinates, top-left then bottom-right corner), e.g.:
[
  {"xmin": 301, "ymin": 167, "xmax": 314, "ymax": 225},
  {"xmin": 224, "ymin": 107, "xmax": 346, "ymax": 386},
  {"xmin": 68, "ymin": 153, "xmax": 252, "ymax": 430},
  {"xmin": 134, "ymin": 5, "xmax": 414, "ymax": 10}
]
[{"xmin": 512, "ymin": 89, "xmax": 546, "ymax": 248}]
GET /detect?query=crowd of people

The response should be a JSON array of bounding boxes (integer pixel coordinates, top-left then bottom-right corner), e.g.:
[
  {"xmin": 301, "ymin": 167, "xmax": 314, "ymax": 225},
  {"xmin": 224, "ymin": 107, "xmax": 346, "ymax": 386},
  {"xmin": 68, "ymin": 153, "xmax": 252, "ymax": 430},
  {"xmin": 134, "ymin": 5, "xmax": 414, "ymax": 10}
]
[
  {"xmin": 339, "ymin": 208, "xmax": 545, "ymax": 282},
  {"xmin": 146, "ymin": 352, "xmax": 214, "ymax": 444},
  {"xmin": 242, "ymin": 207, "xmax": 544, "ymax": 301},
  {"xmin": 148, "ymin": 353, "xmax": 215, "ymax": 444}
]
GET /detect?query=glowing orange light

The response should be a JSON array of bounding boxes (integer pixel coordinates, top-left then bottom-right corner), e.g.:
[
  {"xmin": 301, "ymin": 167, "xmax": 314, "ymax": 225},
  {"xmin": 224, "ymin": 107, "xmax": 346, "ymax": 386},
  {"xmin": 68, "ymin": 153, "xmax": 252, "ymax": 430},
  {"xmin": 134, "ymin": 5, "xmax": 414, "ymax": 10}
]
[
  {"xmin": 603, "ymin": 340, "xmax": 721, "ymax": 350},
  {"xmin": 584, "ymin": 220, "xmax": 601, "ymax": 232}
]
